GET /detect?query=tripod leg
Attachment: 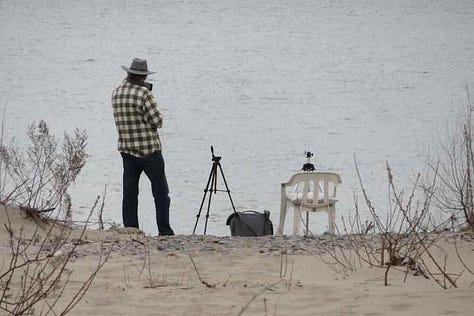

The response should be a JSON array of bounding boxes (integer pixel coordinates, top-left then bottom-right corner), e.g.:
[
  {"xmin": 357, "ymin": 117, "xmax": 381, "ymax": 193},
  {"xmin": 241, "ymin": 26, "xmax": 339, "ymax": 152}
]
[
  {"xmin": 193, "ymin": 162, "xmax": 216, "ymax": 234},
  {"xmin": 203, "ymin": 163, "xmax": 217, "ymax": 235},
  {"xmin": 217, "ymin": 163, "xmax": 237, "ymax": 212}
]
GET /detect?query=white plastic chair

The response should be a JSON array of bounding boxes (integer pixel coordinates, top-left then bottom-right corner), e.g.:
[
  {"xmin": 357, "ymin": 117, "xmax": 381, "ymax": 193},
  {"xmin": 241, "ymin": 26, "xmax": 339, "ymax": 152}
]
[{"xmin": 278, "ymin": 171, "xmax": 342, "ymax": 236}]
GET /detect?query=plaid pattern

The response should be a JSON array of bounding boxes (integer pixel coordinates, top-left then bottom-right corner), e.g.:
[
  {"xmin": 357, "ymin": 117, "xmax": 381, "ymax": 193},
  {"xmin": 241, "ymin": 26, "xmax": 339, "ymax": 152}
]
[{"xmin": 112, "ymin": 81, "xmax": 163, "ymax": 157}]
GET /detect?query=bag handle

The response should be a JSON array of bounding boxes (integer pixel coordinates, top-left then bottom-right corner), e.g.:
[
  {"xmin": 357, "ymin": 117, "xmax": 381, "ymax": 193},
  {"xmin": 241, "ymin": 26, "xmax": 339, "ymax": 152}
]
[{"xmin": 241, "ymin": 210, "xmax": 271, "ymax": 219}]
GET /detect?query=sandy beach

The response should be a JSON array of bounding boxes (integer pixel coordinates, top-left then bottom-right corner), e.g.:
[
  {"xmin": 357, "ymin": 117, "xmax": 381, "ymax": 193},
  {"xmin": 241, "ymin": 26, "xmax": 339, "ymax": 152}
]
[{"xmin": 1, "ymin": 205, "xmax": 474, "ymax": 316}]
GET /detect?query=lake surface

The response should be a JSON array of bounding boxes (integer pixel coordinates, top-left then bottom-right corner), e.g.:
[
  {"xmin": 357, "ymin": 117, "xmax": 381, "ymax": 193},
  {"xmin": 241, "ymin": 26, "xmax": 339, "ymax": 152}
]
[{"xmin": 1, "ymin": 0, "xmax": 473, "ymax": 235}]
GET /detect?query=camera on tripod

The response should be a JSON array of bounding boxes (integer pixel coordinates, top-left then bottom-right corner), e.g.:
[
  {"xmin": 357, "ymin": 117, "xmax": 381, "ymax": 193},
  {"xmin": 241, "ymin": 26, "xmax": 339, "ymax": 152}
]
[
  {"xmin": 302, "ymin": 150, "xmax": 316, "ymax": 171},
  {"xmin": 211, "ymin": 146, "xmax": 221, "ymax": 162}
]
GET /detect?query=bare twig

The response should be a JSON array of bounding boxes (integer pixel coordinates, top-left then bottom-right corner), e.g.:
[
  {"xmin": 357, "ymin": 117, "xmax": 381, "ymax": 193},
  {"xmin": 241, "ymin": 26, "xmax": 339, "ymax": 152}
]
[
  {"xmin": 237, "ymin": 280, "xmax": 282, "ymax": 316},
  {"xmin": 189, "ymin": 255, "xmax": 215, "ymax": 288},
  {"xmin": 454, "ymin": 238, "xmax": 474, "ymax": 275}
]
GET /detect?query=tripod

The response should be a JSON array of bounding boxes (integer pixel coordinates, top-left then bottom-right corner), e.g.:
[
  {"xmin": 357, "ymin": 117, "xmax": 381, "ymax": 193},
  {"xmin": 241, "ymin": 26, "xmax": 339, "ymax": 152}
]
[{"xmin": 193, "ymin": 146, "xmax": 237, "ymax": 235}]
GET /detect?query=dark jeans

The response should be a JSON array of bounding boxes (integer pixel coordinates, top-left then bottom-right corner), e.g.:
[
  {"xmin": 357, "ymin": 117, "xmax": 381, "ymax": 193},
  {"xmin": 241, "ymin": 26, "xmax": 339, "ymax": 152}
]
[{"xmin": 121, "ymin": 151, "xmax": 174, "ymax": 235}]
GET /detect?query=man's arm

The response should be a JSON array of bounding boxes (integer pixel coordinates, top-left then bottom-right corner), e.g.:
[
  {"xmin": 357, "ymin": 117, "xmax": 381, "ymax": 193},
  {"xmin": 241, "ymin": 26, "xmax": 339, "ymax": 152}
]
[{"xmin": 143, "ymin": 91, "xmax": 163, "ymax": 130}]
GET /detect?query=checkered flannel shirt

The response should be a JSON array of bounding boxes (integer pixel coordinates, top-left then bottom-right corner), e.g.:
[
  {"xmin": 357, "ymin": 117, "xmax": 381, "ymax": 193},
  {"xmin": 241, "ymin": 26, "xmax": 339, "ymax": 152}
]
[{"xmin": 112, "ymin": 81, "xmax": 163, "ymax": 157}]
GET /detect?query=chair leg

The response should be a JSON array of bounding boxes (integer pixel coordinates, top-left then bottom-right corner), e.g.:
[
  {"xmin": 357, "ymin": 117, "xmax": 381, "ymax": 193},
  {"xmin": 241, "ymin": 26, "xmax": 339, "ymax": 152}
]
[
  {"xmin": 278, "ymin": 200, "xmax": 287, "ymax": 236},
  {"xmin": 293, "ymin": 206, "xmax": 301, "ymax": 235},
  {"xmin": 305, "ymin": 211, "xmax": 309, "ymax": 237},
  {"xmin": 328, "ymin": 207, "xmax": 335, "ymax": 235}
]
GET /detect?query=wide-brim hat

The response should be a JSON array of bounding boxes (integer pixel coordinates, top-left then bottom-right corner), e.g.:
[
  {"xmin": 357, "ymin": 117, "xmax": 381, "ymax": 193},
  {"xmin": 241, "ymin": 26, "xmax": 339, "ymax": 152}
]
[{"xmin": 121, "ymin": 58, "xmax": 156, "ymax": 75}]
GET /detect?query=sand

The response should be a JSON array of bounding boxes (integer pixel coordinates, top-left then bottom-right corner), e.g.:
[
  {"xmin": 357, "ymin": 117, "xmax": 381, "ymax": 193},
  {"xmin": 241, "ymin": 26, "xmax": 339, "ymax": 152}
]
[{"xmin": 1, "ymin": 205, "xmax": 473, "ymax": 316}]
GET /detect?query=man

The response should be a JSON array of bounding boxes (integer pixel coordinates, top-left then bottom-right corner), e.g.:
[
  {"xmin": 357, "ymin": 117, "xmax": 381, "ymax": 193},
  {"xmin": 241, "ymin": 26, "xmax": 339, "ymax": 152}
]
[{"xmin": 112, "ymin": 58, "xmax": 174, "ymax": 236}]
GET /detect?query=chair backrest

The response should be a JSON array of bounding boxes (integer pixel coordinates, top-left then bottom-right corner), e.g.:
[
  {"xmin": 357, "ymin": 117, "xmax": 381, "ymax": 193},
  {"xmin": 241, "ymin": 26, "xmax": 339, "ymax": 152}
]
[{"xmin": 282, "ymin": 172, "xmax": 342, "ymax": 207}]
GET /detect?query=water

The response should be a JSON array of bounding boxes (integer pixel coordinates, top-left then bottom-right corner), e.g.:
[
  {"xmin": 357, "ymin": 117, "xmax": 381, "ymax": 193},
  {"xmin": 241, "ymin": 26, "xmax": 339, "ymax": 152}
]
[{"xmin": 1, "ymin": 0, "xmax": 473, "ymax": 235}]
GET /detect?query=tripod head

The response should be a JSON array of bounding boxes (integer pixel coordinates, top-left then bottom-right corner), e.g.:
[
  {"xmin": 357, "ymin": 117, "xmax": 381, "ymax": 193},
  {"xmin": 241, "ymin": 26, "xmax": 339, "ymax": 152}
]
[
  {"xmin": 302, "ymin": 150, "xmax": 315, "ymax": 171},
  {"xmin": 211, "ymin": 146, "xmax": 221, "ymax": 162}
]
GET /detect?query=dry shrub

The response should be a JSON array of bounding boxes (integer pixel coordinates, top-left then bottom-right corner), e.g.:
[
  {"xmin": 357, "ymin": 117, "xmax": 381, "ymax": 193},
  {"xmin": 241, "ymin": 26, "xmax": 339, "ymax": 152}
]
[
  {"xmin": 423, "ymin": 86, "xmax": 474, "ymax": 232},
  {"xmin": 0, "ymin": 119, "xmax": 87, "ymax": 217},
  {"xmin": 0, "ymin": 114, "xmax": 106, "ymax": 315},
  {"xmin": 0, "ymin": 200, "xmax": 109, "ymax": 315},
  {"xmin": 310, "ymin": 158, "xmax": 470, "ymax": 289}
]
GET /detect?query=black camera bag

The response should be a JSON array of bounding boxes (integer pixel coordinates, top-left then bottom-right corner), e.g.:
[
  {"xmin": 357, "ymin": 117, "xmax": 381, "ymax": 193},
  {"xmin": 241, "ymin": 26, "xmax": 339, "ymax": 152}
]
[{"xmin": 225, "ymin": 210, "xmax": 273, "ymax": 237}]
